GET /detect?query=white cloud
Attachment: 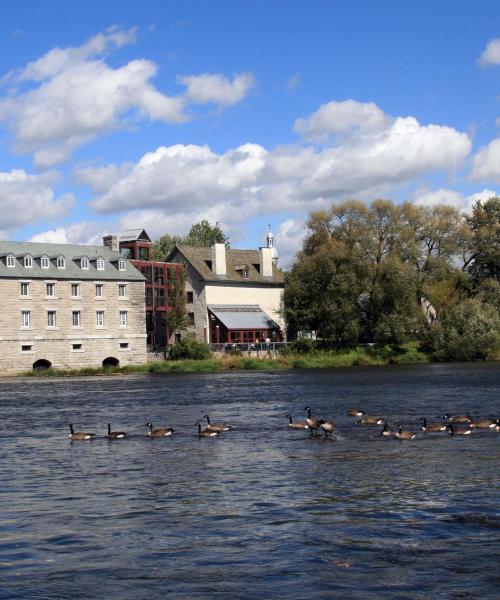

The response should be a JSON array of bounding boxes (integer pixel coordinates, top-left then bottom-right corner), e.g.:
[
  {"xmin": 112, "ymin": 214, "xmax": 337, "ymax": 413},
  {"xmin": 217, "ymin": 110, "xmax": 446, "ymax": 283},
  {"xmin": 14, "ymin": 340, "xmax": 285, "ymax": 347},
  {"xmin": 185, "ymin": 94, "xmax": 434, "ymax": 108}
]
[
  {"xmin": 414, "ymin": 187, "xmax": 497, "ymax": 213},
  {"xmin": 478, "ymin": 38, "xmax": 500, "ymax": 67},
  {"xmin": 178, "ymin": 72, "xmax": 254, "ymax": 107},
  {"xmin": 0, "ymin": 28, "xmax": 186, "ymax": 167},
  {"xmin": 470, "ymin": 138, "xmax": 500, "ymax": 181},
  {"xmin": 294, "ymin": 99, "xmax": 390, "ymax": 141},
  {"xmin": 29, "ymin": 221, "xmax": 111, "ymax": 245},
  {"xmin": 0, "ymin": 169, "xmax": 74, "ymax": 231},
  {"xmin": 275, "ymin": 218, "xmax": 306, "ymax": 268}
]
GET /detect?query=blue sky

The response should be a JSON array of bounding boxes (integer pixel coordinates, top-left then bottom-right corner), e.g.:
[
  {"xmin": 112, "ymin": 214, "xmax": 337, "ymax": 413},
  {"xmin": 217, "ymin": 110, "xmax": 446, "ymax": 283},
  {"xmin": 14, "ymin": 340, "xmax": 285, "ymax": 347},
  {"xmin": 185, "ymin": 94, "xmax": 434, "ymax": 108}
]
[{"xmin": 1, "ymin": 0, "xmax": 500, "ymax": 265}]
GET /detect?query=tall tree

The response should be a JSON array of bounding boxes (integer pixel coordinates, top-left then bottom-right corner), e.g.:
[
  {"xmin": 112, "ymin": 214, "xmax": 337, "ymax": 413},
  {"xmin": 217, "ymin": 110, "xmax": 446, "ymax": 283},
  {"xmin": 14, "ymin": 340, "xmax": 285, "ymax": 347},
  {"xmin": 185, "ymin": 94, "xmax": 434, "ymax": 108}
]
[
  {"xmin": 152, "ymin": 220, "xmax": 230, "ymax": 261},
  {"xmin": 466, "ymin": 197, "xmax": 500, "ymax": 282}
]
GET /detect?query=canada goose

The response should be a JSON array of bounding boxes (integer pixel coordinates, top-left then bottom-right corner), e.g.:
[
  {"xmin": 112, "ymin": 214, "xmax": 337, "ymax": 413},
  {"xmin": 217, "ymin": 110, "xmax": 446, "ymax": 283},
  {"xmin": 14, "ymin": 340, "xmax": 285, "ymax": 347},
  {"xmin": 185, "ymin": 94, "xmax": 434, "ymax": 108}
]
[
  {"xmin": 145, "ymin": 422, "xmax": 174, "ymax": 437},
  {"xmin": 468, "ymin": 418, "xmax": 497, "ymax": 429},
  {"xmin": 318, "ymin": 419, "xmax": 335, "ymax": 437},
  {"xmin": 287, "ymin": 415, "xmax": 309, "ymax": 430},
  {"xmin": 494, "ymin": 419, "xmax": 500, "ymax": 431},
  {"xmin": 204, "ymin": 415, "xmax": 230, "ymax": 432},
  {"xmin": 447, "ymin": 424, "xmax": 472, "ymax": 436},
  {"xmin": 107, "ymin": 423, "xmax": 127, "ymax": 439},
  {"xmin": 380, "ymin": 422, "xmax": 395, "ymax": 437},
  {"xmin": 196, "ymin": 421, "xmax": 218, "ymax": 437},
  {"xmin": 347, "ymin": 409, "xmax": 364, "ymax": 417},
  {"xmin": 357, "ymin": 415, "xmax": 384, "ymax": 425},
  {"xmin": 68, "ymin": 424, "xmax": 96, "ymax": 441},
  {"xmin": 395, "ymin": 425, "xmax": 416, "ymax": 440},
  {"xmin": 420, "ymin": 417, "xmax": 447, "ymax": 432},
  {"xmin": 443, "ymin": 413, "xmax": 471, "ymax": 424},
  {"xmin": 304, "ymin": 406, "xmax": 320, "ymax": 433}
]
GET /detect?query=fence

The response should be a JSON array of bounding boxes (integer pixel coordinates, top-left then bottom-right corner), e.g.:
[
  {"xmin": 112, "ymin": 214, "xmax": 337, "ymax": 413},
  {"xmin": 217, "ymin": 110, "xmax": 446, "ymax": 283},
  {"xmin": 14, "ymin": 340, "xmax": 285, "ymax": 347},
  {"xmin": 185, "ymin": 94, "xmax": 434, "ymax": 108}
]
[{"xmin": 209, "ymin": 342, "xmax": 288, "ymax": 353}]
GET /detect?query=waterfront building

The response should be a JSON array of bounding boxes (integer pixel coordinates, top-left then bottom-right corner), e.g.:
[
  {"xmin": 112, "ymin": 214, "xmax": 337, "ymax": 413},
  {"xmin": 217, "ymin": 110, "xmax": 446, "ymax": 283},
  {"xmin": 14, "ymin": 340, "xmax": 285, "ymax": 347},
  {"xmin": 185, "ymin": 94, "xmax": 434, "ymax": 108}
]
[
  {"xmin": 167, "ymin": 237, "xmax": 285, "ymax": 345},
  {"xmin": 117, "ymin": 229, "xmax": 184, "ymax": 349},
  {"xmin": 0, "ymin": 239, "xmax": 147, "ymax": 374}
]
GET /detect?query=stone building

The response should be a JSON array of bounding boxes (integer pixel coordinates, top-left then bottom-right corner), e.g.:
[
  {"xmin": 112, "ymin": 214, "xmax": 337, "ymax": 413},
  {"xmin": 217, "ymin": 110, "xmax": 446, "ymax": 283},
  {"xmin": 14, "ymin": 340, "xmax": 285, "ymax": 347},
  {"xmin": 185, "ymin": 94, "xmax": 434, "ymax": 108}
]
[
  {"xmin": 167, "ymin": 238, "xmax": 285, "ymax": 345},
  {"xmin": 0, "ymin": 239, "xmax": 146, "ymax": 374}
]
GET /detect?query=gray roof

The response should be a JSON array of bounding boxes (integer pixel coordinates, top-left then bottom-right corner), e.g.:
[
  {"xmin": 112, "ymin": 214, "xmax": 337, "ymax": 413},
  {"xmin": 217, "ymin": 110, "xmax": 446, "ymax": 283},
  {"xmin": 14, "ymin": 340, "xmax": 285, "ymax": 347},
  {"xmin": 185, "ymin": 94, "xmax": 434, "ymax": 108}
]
[
  {"xmin": 208, "ymin": 305, "xmax": 280, "ymax": 330},
  {"xmin": 0, "ymin": 240, "xmax": 145, "ymax": 281},
  {"xmin": 119, "ymin": 229, "xmax": 151, "ymax": 243},
  {"xmin": 170, "ymin": 246, "xmax": 285, "ymax": 284}
]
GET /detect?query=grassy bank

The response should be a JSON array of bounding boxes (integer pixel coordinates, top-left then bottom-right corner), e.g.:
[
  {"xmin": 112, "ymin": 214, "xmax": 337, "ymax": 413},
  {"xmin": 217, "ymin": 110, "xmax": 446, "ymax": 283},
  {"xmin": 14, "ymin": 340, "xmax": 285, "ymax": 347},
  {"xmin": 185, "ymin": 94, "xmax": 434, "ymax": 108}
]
[{"xmin": 19, "ymin": 343, "xmax": 434, "ymax": 377}]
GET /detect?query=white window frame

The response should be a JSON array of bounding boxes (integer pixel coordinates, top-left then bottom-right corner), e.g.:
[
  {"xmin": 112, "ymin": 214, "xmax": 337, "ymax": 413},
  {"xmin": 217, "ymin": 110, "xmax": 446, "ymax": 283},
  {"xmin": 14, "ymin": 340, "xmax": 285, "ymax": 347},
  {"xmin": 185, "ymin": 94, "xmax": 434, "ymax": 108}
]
[
  {"xmin": 20, "ymin": 281, "xmax": 30, "ymax": 297},
  {"xmin": 56, "ymin": 256, "xmax": 65, "ymax": 269},
  {"xmin": 96, "ymin": 257, "xmax": 105, "ymax": 271},
  {"xmin": 46, "ymin": 282, "xmax": 56, "ymax": 298},
  {"xmin": 71, "ymin": 283, "xmax": 80, "ymax": 298},
  {"xmin": 118, "ymin": 283, "xmax": 127, "ymax": 298},
  {"xmin": 96, "ymin": 310, "xmax": 105, "ymax": 327},
  {"xmin": 6, "ymin": 254, "xmax": 15, "ymax": 268},
  {"xmin": 119, "ymin": 310, "xmax": 128, "ymax": 327},
  {"xmin": 47, "ymin": 311, "xmax": 57, "ymax": 328},
  {"xmin": 41, "ymin": 255, "xmax": 49, "ymax": 269},
  {"xmin": 80, "ymin": 257, "xmax": 89, "ymax": 270},
  {"xmin": 24, "ymin": 255, "xmax": 33, "ymax": 268},
  {"xmin": 21, "ymin": 310, "xmax": 31, "ymax": 328},
  {"xmin": 118, "ymin": 259, "xmax": 126, "ymax": 271},
  {"xmin": 95, "ymin": 283, "xmax": 104, "ymax": 298},
  {"xmin": 72, "ymin": 311, "xmax": 81, "ymax": 328}
]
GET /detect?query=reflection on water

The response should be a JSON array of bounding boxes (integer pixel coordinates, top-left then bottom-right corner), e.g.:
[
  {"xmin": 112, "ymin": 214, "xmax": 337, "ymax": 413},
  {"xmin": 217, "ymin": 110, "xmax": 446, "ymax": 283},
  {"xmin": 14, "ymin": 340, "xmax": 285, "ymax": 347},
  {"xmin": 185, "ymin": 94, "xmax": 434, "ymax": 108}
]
[{"xmin": 0, "ymin": 363, "xmax": 499, "ymax": 599}]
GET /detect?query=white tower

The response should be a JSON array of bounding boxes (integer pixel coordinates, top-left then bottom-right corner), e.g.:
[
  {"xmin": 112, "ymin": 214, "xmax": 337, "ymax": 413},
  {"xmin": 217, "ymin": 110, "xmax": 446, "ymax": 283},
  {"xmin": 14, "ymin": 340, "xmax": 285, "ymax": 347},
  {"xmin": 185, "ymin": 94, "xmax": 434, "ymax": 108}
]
[{"xmin": 266, "ymin": 225, "xmax": 279, "ymax": 265}]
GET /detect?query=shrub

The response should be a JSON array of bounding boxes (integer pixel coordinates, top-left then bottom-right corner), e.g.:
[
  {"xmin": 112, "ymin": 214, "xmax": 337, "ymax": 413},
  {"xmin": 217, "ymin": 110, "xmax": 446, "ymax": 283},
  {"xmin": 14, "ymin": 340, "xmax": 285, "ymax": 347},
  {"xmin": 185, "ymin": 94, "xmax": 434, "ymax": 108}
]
[{"xmin": 169, "ymin": 335, "xmax": 211, "ymax": 360}]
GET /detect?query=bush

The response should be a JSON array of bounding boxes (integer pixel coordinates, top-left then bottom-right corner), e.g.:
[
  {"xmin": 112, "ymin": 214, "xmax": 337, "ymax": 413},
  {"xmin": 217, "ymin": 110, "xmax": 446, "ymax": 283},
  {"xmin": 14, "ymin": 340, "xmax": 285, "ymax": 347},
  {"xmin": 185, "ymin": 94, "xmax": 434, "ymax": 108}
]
[
  {"xmin": 287, "ymin": 338, "xmax": 317, "ymax": 354},
  {"xmin": 169, "ymin": 335, "xmax": 211, "ymax": 360}
]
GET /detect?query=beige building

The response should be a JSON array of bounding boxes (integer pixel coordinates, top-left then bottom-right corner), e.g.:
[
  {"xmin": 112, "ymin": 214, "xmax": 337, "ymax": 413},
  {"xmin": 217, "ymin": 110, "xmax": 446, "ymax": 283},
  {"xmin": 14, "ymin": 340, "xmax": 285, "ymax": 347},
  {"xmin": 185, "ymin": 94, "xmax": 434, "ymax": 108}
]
[
  {"xmin": 168, "ymin": 239, "xmax": 285, "ymax": 345},
  {"xmin": 0, "ymin": 239, "xmax": 147, "ymax": 374}
]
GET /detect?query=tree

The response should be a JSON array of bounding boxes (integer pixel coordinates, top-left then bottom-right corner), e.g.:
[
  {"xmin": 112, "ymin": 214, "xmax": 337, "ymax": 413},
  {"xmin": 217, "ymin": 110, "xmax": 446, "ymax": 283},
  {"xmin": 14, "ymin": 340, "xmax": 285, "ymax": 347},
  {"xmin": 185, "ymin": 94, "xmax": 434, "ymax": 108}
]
[
  {"xmin": 466, "ymin": 197, "xmax": 500, "ymax": 282},
  {"xmin": 152, "ymin": 234, "xmax": 184, "ymax": 261},
  {"xmin": 151, "ymin": 220, "xmax": 229, "ymax": 261},
  {"xmin": 163, "ymin": 267, "xmax": 187, "ymax": 341}
]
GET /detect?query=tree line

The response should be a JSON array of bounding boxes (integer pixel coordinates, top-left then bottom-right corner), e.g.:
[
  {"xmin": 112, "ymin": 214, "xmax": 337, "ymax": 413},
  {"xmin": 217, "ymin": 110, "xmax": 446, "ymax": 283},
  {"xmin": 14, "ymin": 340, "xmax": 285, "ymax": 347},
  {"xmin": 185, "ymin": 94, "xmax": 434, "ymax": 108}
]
[{"xmin": 284, "ymin": 197, "xmax": 500, "ymax": 360}]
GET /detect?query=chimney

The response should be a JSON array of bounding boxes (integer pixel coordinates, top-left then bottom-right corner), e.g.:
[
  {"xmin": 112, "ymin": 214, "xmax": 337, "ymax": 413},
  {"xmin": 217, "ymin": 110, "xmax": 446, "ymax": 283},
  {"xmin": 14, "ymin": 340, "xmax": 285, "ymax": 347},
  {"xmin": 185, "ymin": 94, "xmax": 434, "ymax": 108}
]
[
  {"xmin": 212, "ymin": 243, "xmax": 226, "ymax": 275},
  {"xmin": 103, "ymin": 235, "xmax": 119, "ymax": 252},
  {"xmin": 260, "ymin": 246, "xmax": 273, "ymax": 277}
]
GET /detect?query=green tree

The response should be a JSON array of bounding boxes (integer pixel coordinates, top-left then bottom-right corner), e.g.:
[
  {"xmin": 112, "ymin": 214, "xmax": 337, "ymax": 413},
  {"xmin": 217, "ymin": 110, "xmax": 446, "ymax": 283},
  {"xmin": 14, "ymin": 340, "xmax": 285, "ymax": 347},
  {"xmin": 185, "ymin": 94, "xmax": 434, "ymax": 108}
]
[
  {"xmin": 163, "ymin": 267, "xmax": 187, "ymax": 341},
  {"xmin": 466, "ymin": 197, "xmax": 500, "ymax": 282},
  {"xmin": 152, "ymin": 234, "xmax": 184, "ymax": 261},
  {"xmin": 151, "ymin": 220, "xmax": 229, "ymax": 261}
]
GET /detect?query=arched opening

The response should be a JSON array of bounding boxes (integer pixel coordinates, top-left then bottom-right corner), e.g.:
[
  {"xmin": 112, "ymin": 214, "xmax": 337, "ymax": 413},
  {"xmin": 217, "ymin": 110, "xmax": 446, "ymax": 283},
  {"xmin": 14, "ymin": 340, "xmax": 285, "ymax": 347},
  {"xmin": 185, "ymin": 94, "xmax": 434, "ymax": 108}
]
[
  {"xmin": 33, "ymin": 359, "xmax": 52, "ymax": 372},
  {"xmin": 102, "ymin": 357, "xmax": 120, "ymax": 368}
]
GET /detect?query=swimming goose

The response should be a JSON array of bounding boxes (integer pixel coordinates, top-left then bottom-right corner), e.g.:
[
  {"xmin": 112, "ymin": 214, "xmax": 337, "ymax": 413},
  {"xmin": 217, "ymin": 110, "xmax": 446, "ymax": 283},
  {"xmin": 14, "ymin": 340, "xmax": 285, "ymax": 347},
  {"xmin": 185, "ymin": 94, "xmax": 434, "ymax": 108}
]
[
  {"xmin": 395, "ymin": 425, "xmax": 416, "ymax": 440},
  {"xmin": 107, "ymin": 423, "xmax": 127, "ymax": 439},
  {"xmin": 357, "ymin": 415, "xmax": 384, "ymax": 425},
  {"xmin": 443, "ymin": 413, "xmax": 471, "ymax": 424},
  {"xmin": 347, "ymin": 409, "xmax": 364, "ymax": 417},
  {"xmin": 380, "ymin": 422, "xmax": 395, "ymax": 437},
  {"xmin": 68, "ymin": 424, "xmax": 96, "ymax": 441},
  {"xmin": 145, "ymin": 422, "xmax": 174, "ymax": 437},
  {"xmin": 304, "ymin": 406, "xmax": 320, "ymax": 433},
  {"xmin": 318, "ymin": 419, "xmax": 335, "ymax": 437},
  {"xmin": 196, "ymin": 421, "xmax": 218, "ymax": 437},
  {"xmin": 420, "ymin": 417, "xmax": 447, "ymax": 432},
  {"xmin": 287, "ymin": 415, "xmax": 309, "ymax": 429},
  {"xmin": 468, "ymin": 418, "xmax": 497, "ymax": 429},
  {"xmin": 447, "ymin": 424, "xmax": 472, "ymax": 436},
  {"xmin": 204, "ymin": 415, "xmax": 230, "ymax": 432}
]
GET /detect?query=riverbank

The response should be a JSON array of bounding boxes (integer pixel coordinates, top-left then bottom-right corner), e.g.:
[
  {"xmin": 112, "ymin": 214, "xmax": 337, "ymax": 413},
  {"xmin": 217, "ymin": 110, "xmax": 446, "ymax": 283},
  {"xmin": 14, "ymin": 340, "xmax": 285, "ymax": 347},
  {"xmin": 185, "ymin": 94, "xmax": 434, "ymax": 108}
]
[{"xmin": 18, "ymin": 343, "xmax": 440, "ymax": 377}]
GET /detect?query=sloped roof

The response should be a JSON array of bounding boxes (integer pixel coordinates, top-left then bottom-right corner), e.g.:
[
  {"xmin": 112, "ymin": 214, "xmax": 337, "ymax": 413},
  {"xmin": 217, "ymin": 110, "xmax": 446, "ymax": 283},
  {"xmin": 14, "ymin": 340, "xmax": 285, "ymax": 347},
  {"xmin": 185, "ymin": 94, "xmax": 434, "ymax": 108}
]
[
  {"xmin": 171, "ymin": 245, "xmax": 285, "ymax": 284},
  {"xmin": 119, "ymin": 229, "xmax": 151, "ymax": 243},
  {"xmin": 0, "ymin": 241, "xmax": 145, "ymax": 281},
  {"xmin": 208, "ymin": 305, "xmax": 280, "ymax": 330}
]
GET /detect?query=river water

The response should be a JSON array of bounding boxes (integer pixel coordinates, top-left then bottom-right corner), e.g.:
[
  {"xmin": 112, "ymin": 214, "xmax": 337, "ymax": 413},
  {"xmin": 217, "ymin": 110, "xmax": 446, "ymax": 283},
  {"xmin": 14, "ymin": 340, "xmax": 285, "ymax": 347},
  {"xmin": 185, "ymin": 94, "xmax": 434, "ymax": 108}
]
[{"xmin": 0, "ymin": 363, "xmax": 499, "ymax": 599}]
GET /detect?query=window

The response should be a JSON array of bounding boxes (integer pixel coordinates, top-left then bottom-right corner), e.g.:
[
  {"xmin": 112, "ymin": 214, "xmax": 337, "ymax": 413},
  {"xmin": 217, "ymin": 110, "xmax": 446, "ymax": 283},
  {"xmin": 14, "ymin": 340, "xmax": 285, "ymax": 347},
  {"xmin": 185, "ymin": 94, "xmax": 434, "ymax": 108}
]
[
  {"xmin": 186, "ymin": 291, "xmax": 194, "ymax": 303},
  {"xmin": 119, "ymin": 310, "xmax": 128, "ymax": 327},
  {"xmin": 243, "ymin": 331, "xmax": 254, "ymax": 343},
  {"xmin": 6, "ymin": 254, "xmax": 15, "ymax": 268},
  {"xmin": 187, "ymin": 312, "xmax": 195, "ymax": 326},
  {"xmin": 119, "ymin": 342, "xmax": 129, "ymax": 349},
  {"xmin": 80, "ymin": 257, "xmax": 89, "ymax": 270},
  {"xmin": 71, "ymin": 283, "xmax": 80, "ymax": 298},
  {"xmin": 46, "ymin": 282, "xmax": 56, "ymax": 297},
  {"xmin": 72, "ymin": 311, "xmax": 81, "ymax": 327},
  {"xmin": 118, "ymin": 284, "xmax": 127, "ymax": 298},
  {"xmin": 41, "ymin": 255, "xmax": 49, "ymax": 268},
  {"xmin": 21, "ymin": 344, "xmax": 32, "ymax": 352},
  {"xmin": 120, "ymin": 247, "xmax": 133, "ymax": 259},
  {"xmin": 21, "ymin": 311, "xmax": 30, "ymax": 328},
  {"xmin": 57, "ymin": 256, "xmax": 65, "ymax": 269},
  {"xmin": 95, "ymin": 284, "xmax": 104, "ymax": 297},
  {"xmin": 139, "ymin": 247, "xmax": 149, "ymax": 260},
  {"xmin": 96, "ymin": 258, "xmax": 105, "ymax": 271},
  {"xmin": 118, "ymin": 259, "xmax": 126, "ymax": 271},
  {"xmin": 96, "ymin": 311, "xmax": 104, "ymax": 327},
  {"xmin": 72, "ymin": 343, "xmax": 83, "ymax": 351},
  {"xmin": 20, "ymin": 282, "xmax": 30, "ymax": 297},
  {"xmin": 47, "ymin": 311, "xmax": 56, "ymax": 328},
  {"xmin": 242, "ymin": 267, "xmax": 249, "ymax": 278},
  {"xmin": 24, "ymin": 255, "xmax": 32, "ymax": 268}
]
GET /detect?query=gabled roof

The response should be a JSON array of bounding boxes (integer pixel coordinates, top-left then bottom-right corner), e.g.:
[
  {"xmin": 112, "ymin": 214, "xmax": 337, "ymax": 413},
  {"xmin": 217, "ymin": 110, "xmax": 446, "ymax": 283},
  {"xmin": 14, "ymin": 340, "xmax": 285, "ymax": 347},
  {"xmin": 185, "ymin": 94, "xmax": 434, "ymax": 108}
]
[
  {"xmin": 170, "ymin": 245, "xmax": 285, "ymax": 284},
  {"xmin": 120, "ymin": 229, "xmax": 151, "ymax": 243}
]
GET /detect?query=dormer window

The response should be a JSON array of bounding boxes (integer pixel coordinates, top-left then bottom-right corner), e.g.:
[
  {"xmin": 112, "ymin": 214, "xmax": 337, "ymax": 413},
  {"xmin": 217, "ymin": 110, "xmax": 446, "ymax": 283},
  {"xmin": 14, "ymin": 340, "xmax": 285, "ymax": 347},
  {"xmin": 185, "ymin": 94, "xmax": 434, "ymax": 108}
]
[
  {"xmin": 57, "ymin": 256, "xmax": 65, "ymax": 269},
  {"xmin": 24, "ymin": 255, "xmax": 32, "ymax": 268},
  {"xmin": 6, "ymin": 254, "xmax": 15, "ymax": 268},
  {"xmin": 80, "ymin": 257, "xmax": 89, "ymax": 270},
  {"xmin": 118, "ymin": 259, "xmax": 126, "ymax": 271},
  {"xmin": 243, "ymin": 267, "xmax": 249, "ymax": 278},
  {"xmin": 41, "ymin": 255, "xmax": 49, "ymax": 269},
  {"xmin": 96, "ymin": 257, "xmax": 105, "ymax": 271}
]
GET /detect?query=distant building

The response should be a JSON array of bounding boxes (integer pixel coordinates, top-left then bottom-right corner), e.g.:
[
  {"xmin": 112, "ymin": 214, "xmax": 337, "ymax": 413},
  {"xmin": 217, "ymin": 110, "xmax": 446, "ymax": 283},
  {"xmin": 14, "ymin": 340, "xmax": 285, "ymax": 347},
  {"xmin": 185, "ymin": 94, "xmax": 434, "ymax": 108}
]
[
  {"xmin": 117, "ymin": 229, "xmax": 183, "ymax": 349},
  {"xmin": 168, "ymin": 237, "xmax": 285, "ymax": 345},
  {"xmin": 0, "ymin": 239, "xmax": 147, "ymax": 374}
]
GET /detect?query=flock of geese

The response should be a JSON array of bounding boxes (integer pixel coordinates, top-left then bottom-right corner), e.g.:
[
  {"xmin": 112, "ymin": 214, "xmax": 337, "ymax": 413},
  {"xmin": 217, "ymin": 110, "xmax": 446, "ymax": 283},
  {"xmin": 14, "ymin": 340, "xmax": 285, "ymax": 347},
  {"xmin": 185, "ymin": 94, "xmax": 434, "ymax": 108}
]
[{"xmin": 68, "ymin": 408, "xmax": 499, "ymax": 441}]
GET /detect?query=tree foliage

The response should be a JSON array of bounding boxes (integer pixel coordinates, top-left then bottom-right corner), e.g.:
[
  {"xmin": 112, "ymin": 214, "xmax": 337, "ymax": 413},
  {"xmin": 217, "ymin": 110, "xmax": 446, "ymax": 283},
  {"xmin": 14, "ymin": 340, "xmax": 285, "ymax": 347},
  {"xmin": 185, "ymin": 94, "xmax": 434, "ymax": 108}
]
[{"xmin": 152, "ymin": 220, "xmax": 229, "ymax": 261}]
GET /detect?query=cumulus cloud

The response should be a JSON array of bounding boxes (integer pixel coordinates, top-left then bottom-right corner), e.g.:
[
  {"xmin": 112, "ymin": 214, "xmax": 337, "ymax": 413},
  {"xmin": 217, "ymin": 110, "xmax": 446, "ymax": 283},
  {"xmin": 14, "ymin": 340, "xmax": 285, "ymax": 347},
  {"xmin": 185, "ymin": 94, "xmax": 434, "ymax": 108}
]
[
  {"xmin": 275, "ymin": 218, "xmax": 307, "ymax": 268},
  {"xmin": 0, "ymin": 28, "xmax": 186, "ymax": 167},
  {"xmin": 414, "ymin": 188, "xmax": 497, "ymax": 212},
  {"xmin": 0, "ymin": 169, "xmax": 74, "ymax": 231},
  {"xmin": 470, "ymin": 138, "xmax": 500, "ymax": 181},
  {"xmin": 29, "ymin": 221, "xmax": 109, "ymax": 245},
  {"xmin": 178, "ymin": 72, "xmax": 254, "ymax": 107},
  {"xmin": 478, "ymin": 38, "xmax": 500, "ymax": 67}
]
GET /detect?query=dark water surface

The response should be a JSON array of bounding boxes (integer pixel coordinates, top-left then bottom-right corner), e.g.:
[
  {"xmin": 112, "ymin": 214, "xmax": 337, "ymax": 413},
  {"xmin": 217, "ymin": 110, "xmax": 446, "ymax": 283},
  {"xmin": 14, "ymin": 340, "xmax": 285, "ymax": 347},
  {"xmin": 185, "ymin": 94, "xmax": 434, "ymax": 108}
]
[{"xmin": 0, "ymin": 363, "xmax": 499, "ymax": 599}]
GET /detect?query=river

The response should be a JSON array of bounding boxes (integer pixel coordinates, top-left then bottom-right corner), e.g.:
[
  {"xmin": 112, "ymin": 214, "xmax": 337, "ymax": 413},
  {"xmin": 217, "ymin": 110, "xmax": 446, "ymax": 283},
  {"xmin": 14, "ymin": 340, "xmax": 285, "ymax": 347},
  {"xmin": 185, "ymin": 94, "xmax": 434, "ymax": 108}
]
[{"xmin": 0, "ymin": 363, "xmax": 499, "ymax": 599}]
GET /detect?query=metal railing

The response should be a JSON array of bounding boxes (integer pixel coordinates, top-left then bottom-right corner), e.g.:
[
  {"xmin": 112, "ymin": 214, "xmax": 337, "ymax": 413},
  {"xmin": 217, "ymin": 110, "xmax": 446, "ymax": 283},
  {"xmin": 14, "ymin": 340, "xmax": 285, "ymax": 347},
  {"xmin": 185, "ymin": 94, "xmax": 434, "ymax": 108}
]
[{"xmin": 210, "ymin": 342, "xmax": 288, "ymax": 353}]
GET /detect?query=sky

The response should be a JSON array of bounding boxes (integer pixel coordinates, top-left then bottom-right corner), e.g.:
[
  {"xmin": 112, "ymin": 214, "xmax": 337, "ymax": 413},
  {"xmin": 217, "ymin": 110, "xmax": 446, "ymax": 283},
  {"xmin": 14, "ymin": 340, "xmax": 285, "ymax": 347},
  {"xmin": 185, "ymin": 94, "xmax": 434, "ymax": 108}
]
[{"xmin": 1, "ymin": 0, "xmax": 500, "ymax": 266}]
